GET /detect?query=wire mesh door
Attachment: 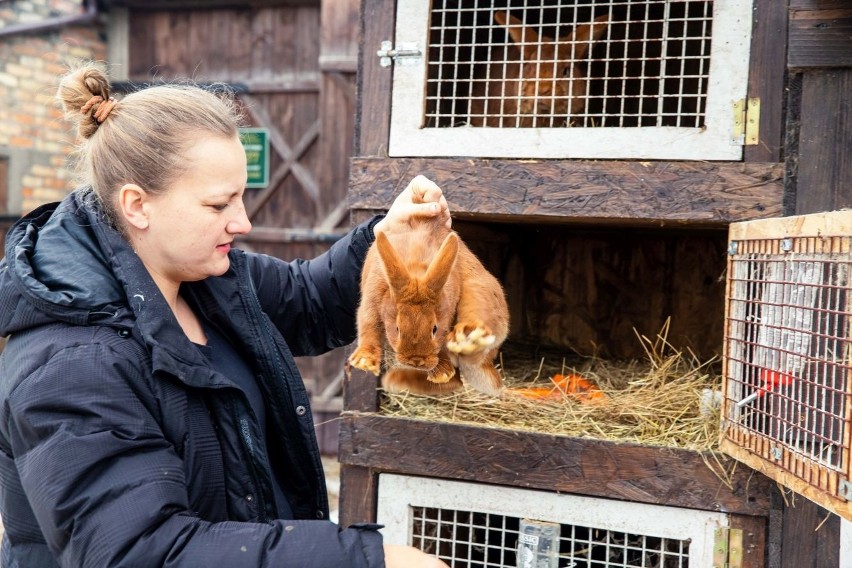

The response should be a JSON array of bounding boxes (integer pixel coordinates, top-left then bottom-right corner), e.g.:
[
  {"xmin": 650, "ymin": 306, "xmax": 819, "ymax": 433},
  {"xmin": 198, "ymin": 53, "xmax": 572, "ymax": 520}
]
[
  {"xmin": 388, "ymin": 0, "xmax": 753, "ymax": 159},
  {"xmin": 722, "ymin": 211, "xmax": 852, "ymax": 521},
  {"xmin": 378, "ymin": 474, "xmax": 728, "ymax": 567}
]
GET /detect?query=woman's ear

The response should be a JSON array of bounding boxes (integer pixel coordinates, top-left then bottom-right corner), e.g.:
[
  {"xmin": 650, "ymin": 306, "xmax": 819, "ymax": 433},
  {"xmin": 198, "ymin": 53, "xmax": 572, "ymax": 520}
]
[{"xmin": 118, "ymin": 184, "xmax": 149, "ymax": 230}]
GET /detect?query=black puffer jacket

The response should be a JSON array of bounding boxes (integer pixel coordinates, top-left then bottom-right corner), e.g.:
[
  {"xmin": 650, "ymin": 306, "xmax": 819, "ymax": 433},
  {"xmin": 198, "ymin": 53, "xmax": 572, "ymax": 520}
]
[{"xmin": 0, "ymin": 191, "xmax": 384, "ymax": 567}]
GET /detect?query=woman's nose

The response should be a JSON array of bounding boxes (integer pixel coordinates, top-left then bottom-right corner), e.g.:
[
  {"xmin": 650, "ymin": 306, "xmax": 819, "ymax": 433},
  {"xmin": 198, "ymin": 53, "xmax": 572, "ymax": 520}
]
[{"xmin": 228, "ymin": 203, "xmax": 253, "ymax": 235}]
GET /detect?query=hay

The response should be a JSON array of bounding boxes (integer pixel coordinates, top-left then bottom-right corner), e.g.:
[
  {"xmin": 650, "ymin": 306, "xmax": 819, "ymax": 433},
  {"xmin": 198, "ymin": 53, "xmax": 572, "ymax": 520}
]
[{"xmin": 381, "ymin": 323, "xmax": 723, "ymax": 451}]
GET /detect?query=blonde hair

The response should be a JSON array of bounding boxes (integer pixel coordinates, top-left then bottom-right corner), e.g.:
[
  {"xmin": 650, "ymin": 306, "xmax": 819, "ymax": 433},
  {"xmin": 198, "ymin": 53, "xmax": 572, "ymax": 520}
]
[{"xmin": 56, "ymin": 63, "xmax": 242, "ymax": 225}]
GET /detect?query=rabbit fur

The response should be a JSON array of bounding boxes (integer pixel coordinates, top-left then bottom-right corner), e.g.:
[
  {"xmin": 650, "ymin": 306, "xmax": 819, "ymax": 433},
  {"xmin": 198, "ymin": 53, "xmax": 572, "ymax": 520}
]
[
  {"xmin": 349, "ymin": 198, "xmax": 509, "ymax": 397},
  {"xmin": 469, "ymin": 11, "xmax": 609, "ymax": 127}
]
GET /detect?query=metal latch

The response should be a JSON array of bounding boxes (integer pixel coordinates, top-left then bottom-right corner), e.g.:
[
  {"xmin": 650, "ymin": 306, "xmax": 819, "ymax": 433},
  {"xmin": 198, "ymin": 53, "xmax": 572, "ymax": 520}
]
[
  {"xmin": 713, "ymin": 528, "xmax": 743, "ymax": 568},
  {"xmin": 377, "ymin": 41, "xmax": 422, "ymax": 67},
  {"xmin": 731, "ymin": 98, "xmax": 760, "ymax": 146}
]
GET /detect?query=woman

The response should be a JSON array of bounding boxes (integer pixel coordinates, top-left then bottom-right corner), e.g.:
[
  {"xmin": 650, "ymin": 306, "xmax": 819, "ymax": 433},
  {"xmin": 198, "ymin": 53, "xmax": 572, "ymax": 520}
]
[{"xmin": 0, "ymin": 64, "xmax": 449, "ymax": 568}]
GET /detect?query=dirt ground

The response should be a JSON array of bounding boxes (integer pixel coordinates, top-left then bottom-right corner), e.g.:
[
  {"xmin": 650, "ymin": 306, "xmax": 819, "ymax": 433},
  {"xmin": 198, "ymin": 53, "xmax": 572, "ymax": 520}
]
[{"xmin": 322, "ymin": 454, "xmax": 341, "ymax": 524}]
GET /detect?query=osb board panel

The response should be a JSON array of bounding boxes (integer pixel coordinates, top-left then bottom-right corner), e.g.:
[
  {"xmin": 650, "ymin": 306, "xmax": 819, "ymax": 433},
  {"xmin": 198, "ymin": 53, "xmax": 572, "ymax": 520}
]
[
  {"xmin": 453, "ymin": 221, "xmax": 727, "ymax": 359},
  {"xmin": 338, "ymin": 414, "xmax": 774, "ymax": 517},
  {"xmin": 795, "ymin": 69, "xmax": 852, "ymax": 214},
  {"xmin": 349, "ymin": 158, "xmax": 784, "ymax": 227}
]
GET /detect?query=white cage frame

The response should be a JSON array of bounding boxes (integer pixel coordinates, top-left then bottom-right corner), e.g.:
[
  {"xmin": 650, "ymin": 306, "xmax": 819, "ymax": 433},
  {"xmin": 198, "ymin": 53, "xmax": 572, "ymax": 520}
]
[
  {"xmin": 388, "ymin": 0, "xmax": 754, "ymax": 160},
  {"xmin": 377, "ymin": 474, "xmax": 728, "ymax": 567}
]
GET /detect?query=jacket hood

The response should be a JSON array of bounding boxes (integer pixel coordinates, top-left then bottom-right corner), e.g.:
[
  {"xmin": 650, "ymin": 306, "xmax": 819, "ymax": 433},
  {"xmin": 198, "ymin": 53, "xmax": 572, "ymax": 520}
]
[{"xmin": 0, "ymin": 190, "xmax": 134, "ymax": 337}]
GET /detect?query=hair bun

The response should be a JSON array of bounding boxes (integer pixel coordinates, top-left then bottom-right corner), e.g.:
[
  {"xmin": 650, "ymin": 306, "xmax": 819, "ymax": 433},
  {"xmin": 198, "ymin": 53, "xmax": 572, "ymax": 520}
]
[{"xmin": 56, "ymin": 63, "xmax": 113, "ymax": 139}]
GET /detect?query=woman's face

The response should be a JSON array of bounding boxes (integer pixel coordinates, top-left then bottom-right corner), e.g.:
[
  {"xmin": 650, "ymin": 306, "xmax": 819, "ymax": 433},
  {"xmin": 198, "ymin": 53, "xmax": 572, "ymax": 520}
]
[{"xmin": 135, "ymin": 134, "xmax": 252, "ymax": 289}]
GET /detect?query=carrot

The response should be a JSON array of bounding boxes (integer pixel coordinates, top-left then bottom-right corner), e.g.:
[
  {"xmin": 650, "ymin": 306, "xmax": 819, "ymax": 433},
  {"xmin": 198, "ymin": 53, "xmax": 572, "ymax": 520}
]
[{"xmin": 507, "ymin": 373, "xmax": 608, "ymax": 403}]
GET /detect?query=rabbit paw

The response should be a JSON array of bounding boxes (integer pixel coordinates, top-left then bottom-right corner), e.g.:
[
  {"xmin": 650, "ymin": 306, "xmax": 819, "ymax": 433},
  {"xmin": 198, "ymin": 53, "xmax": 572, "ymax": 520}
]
[
  {"xmin": 427, "ymin": 359, "xmax": 457, "ymax": 384},
  {"xmin": 447, "ymin": 322, "xmax": 496, "ymax": 355},
  {"xmin": 348, "ymin": 345, "xmax": 382, "ymax": 376}
]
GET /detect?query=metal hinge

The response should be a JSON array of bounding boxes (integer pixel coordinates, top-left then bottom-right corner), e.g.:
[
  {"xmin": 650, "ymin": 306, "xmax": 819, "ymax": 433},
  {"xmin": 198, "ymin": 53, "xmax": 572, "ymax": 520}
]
[
  {"xmin": 377, "ymin": 41, "xmax": 422, "ymax": 67},
  {"xmin": 731, "ymin": 98, "xmax": 760, "ymax": 146},
  {"xmin": 713, "ymin": 528, "xmax": 744, "ymax": 568}
]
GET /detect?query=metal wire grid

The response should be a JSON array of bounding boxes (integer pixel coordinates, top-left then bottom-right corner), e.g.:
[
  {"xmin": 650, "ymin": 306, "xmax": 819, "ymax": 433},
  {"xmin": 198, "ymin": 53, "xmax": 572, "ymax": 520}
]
[
  {"xmin": 724, "ymin": 237, "xmax": 852, "ymax": 488},
  {"xmin": 424, "ymin": 0, "xmax": 713, "ymax": 129},
  {"xmin": 410, "ymin": 506, "xmax": 690, "ymax": 568}
]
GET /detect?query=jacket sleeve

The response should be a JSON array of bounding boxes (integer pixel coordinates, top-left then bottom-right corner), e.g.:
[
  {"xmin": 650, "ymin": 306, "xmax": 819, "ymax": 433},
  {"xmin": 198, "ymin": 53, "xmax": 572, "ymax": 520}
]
[
  {"xmin": 246, "ymin": 216, "xmax": 381, "ymax": 357},
  {"xmin": 4, "ymin": 341, "xmax": 385, "ymax": 568}
]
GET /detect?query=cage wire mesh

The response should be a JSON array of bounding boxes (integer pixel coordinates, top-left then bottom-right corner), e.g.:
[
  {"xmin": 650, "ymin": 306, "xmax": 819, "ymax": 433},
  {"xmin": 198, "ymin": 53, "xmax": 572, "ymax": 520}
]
[
  {"xmin": 425, "ymin": 0, "xmax": 713, "ymax": 129},
  {"xmin": 411, "ymin": 506, "xmax": 691, "ymax": 568},
  {"xmin": 724, "ymin": 236, "xmax": 852, "ymax": 493}
]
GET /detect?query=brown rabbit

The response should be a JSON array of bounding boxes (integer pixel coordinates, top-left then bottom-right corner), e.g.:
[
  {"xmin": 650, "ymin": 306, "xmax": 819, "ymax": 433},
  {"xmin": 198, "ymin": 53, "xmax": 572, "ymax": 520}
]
[
  {"xmin": 348, "ymin": 193, "xmax": 509, "ymax": 396},
  {"xmin": 469, "ymin": 12, "xmax": 609, "ymax": 127}
]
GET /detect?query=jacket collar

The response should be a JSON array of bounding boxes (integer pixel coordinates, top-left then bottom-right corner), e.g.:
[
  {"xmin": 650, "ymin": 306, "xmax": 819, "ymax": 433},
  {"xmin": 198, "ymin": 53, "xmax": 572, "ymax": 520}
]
[{"xmin": 0, "ymin": 190, "xmax": 234, "ymax": 389}]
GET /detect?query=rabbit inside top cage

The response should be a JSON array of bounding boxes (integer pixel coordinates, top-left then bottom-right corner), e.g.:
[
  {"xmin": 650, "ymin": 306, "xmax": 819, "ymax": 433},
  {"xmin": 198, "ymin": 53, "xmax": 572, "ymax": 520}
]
[{"xmin": 424, "ymin": 0, "xmax": 714, "ymax": 130}]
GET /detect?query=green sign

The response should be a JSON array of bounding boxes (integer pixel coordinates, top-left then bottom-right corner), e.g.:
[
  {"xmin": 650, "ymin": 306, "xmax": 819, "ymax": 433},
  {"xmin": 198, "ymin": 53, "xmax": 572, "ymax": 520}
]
[{"xmin": 239, "ymin": 128, "xmax": 270, "ymax": 188}]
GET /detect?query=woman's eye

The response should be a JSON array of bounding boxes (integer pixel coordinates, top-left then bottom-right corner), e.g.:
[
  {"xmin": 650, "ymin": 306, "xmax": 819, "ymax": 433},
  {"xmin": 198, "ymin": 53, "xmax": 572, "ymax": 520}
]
[{"xmin": 210, "ymin": 203, "xmax": 228, "ymax": 212}]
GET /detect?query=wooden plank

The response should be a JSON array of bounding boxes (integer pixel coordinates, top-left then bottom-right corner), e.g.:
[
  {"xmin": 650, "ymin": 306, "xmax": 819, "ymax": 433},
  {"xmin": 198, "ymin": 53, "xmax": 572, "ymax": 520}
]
[
  {"xmin": 339, "ymin": 464, "xmax": 378, "ymax": 527},
  {"xmin": 788, "ymin": 8, "xmax": 852, "ymax": 68},
  {"xmin": 463, "ymin": 222, "xmax": 726, "ymax": 359},
  {"xmin": 791, "ymin": 0, "xmax": 852, "ymax": 8},
  {"xmin": 317, "ymin": 0, "xmax": 360, "ymax": 222},
  {"xmin": 343, "ymin": 367, "xmax": 380, "ymax": 413},
  {"xmin": 349, "ymin": 158, "xmax": 784, "ymax": 227},
  {"xmin": 744, "ymin": 0, "xmax": 787, "ymax": 163},
  {"xmin": 729, "ymin": 209, "xmax": 852, "ymax": 241},
  {"xmin": 339, "ymin": 414, "xmax": 774, "ymax": 517},
  {"xmin": 112, "ymin": 0, "xmax": 317, "ymax": 9},
  {"xmin": 730, "ymin": 514, "xmax": 767, "ymax": 568},
  {"xmin": 780, "ymin": 496, "xmax": 840, "ymax": 568},
  {"xmin": 354, "ymin": 0, "xmax": 395, "ymax": 156},
  {"xmin": 795, "ymin": 70, "xmax": 852, "ymax": 214}
]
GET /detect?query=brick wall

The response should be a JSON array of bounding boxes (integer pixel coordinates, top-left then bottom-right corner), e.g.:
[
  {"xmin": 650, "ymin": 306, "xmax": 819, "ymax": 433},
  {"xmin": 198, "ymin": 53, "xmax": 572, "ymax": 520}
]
[{"xmin": 0, "ymin": 0, "xmax": 106, "ymax": 214}]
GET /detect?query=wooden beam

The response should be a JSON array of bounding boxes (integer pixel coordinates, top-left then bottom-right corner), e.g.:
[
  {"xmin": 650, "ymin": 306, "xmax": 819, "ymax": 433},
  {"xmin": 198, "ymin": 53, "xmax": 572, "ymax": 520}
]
[
  {"xmin": 745, "ymin": 0, "xmax": 788, "ymax": 162},
  {"xmin": 237, "ymin": 226, "xmax": 345, "ymax": 244},
  {"xmin": 109, "ymin": 0, "xmax": 318, "ymax": 10},
  {"xmin": 339, "ymin": 464, "xmax": 378, "ymax": 527},
  {"xmin": 338, "ymin": 414, "xmax": 774, "ymax": 517},
  {"xmin": 349, "ymin": 158, "xmax": 784, "ymax": 228},
  {"xmin": 354, "ymin": 0, "xmax": 395, "ymax": 156},
  {"xmin": 788, "ymin": 8, "xmax": 852, "ymax": 68}
]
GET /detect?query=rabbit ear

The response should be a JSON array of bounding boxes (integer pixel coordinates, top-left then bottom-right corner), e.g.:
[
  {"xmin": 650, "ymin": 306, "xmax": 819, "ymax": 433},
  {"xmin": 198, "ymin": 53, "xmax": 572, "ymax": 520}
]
[
  {"xmin": 495, "ymin": 11, "xmax": 542, "ymax": 48},
  {"xmin": 376, "ymin": 232, "xmax": 411, "ymax": 294},
  {"xmin": 424, "ymin": 232, "xmax": 459, "ymax": 296},
  {"xmin": 567, "ymin": 15, "xmax": 609, "ymax": 59}
]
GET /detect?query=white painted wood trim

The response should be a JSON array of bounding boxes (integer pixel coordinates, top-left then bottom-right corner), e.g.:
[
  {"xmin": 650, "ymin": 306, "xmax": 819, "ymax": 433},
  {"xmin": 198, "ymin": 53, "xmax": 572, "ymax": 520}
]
[
  {"xmin": 388, "ymin": 0, "xmax": 753, "ymax": 160},
  {"xmin": 377, "ymin": 474, "xmax": 729, "ymax": 567}
]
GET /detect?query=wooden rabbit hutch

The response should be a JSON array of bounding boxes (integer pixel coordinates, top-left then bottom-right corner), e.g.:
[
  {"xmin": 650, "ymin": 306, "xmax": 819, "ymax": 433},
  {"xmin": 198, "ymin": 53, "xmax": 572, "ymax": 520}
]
[{"xmin": 340, "ymin": 0, "xmax": 852, "ymax": 566}]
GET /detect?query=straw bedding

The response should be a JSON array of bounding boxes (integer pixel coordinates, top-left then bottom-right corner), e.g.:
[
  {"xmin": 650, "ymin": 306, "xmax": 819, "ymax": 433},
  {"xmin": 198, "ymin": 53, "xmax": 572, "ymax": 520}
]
[{"xmin": 380, "ymin": 325, "xmax": 723, "ymax": 452}]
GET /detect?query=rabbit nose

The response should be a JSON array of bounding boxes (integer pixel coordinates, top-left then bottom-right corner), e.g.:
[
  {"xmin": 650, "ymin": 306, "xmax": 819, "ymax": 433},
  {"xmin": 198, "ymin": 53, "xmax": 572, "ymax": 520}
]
[{"xmin": 407, "ymin": 356, "xmax": 428, "ymax": 368}]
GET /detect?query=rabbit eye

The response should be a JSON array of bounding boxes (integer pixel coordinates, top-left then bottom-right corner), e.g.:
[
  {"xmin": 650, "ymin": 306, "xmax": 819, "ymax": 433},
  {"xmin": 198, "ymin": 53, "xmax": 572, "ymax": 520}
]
[{"xmin": 432, "ymin": 324, "xmax": 438, "ymax": 336}]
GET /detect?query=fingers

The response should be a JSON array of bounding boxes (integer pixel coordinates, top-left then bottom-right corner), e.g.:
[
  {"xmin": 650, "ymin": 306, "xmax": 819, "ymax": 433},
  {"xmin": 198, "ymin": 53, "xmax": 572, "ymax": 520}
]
[
  {"xmin": 407, "ymin": 175, "xmax": 441, "ymax": 203},
  {"xmin": 376, "ymin": 176, "xmax": 452, "ymax": 237}
]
